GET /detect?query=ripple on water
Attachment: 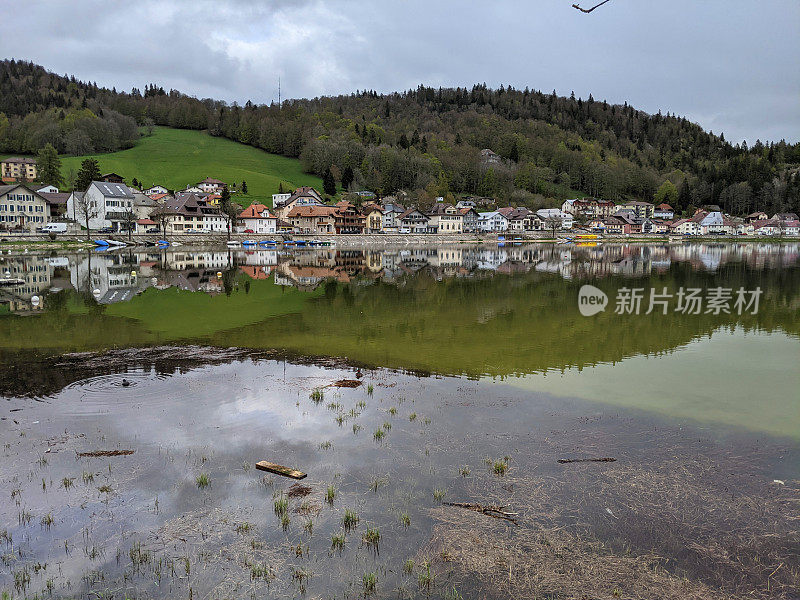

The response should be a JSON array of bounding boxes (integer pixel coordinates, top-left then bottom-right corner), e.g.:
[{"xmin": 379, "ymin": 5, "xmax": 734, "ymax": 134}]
[{"xmin": 61, "ymin": 370, "xmax": 172, "ymax": 416}]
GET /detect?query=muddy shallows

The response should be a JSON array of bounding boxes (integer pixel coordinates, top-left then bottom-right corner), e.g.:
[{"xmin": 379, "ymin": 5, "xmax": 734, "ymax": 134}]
[{"xmin": 1, "ymin": 352, "xmax": 797, "ymax": 599}]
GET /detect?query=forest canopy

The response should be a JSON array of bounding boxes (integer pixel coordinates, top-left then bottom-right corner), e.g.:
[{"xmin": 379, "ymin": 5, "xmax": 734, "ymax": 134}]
[{"xmin": 1, "ymin": 59, "xmax": 798, "ymax": 215}]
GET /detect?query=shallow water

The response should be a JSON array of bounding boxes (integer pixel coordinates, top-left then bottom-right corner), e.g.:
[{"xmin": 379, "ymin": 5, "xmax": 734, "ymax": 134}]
[{"xmin": 0, "ymin": 242, "xmax": 798, "ymax": 599}]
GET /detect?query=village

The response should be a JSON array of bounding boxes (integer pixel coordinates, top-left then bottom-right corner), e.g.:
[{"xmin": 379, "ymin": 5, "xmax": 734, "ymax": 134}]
[{"xmin": 1, "ymin": 156, "xmax": 799, "ymax": 239}]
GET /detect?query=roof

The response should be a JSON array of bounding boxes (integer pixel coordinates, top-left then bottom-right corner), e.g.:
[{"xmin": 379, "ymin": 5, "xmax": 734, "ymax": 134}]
[
  {"xmin": 91, "ymin": 181, "xmax": 134, "ymax": 198},
  {"xmin": 656, "ymin": 204, "xmax": 673, "ymax": 210},
  {"xmin": 398, "ymin": 208, "xmax": 427, "ymax": 220},
  {"xmin": 239, "ymin": 204, "xmax": 275, "ymax": 219},
  {"xmin": 163, "ymin": 193, "xmax": 221, "ymax": 216},
  {"xmin": 136, "ymin": 218, "xmax": 156, "ymax": 225},
  {"xmin": 149, "ymin": 192, "xmax": 169, "ymax": 200},
  {"xmin": 199, "ymin": 177, "xmax": 225, "ymax": 185},
  {"xmin": 287, "ymin": 205, "xmax": 337, "ymax": 218},
  {"xmin": 426, "ymin": 203, "xmax": 458, "ymax": 216},
  {"xmin": 1, "ymin": 157, "xmax": 36, "ymax": 164},
  {"xmin": 40, "ymin": 192, "xmax": 69, "ymax": 205}
]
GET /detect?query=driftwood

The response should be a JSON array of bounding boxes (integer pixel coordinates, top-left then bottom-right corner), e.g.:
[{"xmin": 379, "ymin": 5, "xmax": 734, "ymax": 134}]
[
  {"xmin": 443, "ymin": 502, "xmax": 518, "ymax": 524},
  {"xmin": 255, "ymin": 461, "xmax": 307, "ymax": 480},
  {"xmin": 77, "ymin": 449, "xmax": 135, "ymax": 457},
  {"xmin": 558, "ymin": 457, "xmax": 616, "ymax": 464},
  {"xmin": 572, "ymin": 0, "xmax": 612, "ymax": 13}
]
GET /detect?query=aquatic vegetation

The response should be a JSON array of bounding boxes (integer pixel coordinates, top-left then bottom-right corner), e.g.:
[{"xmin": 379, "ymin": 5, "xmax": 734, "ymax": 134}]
[
  {"xmin": 18, "ymin": 510, "xmax": 32, "ymax": 525},
  {"xmin": 62, "ymin": 477, "xmax": 75, "ymax": 489},
  {"xmin": 409, "ymin": 412, "xmax": 417, "ymax": 421},
  {"xmin": 388, "ymin": 406, "xmax": 397, "ymax": 415},
  {"xmin": 325, "ymin": 485, "xmax": 336, "ymax": 504},
  {"xmin": 273, "ymin": 492, "xmax": 288, "ymax": 515},
  {"xmin": 370, "ymin": 475, "xmax": 389, "ymax": 492},
  {"xmin": 493, "ymin": 459, "xmax": 508, "ymax": 476},
  {"xmin": 459, "ymin": 466, "xmax": 471, "ymax": 477},
  {"xmin": 382, "ymin": 421, "xmax": 392, "ymax": 431},
  {"xmin": 318, "ymin": 440, "xmax": 333, "ymax": 451},
  {"xmin": 418, "ymin": 561, "xmax": 434, "ymax": 591},
  {"xmin": 331, "ymin": 532, "xmax": 345, "ymax": 551},
  {"xmin": 82, "ymin": 471, "xmax": 94, "ymax": 484},
  {"xmin": 433, "ymin": 489, "xmax": 446, "ymax": 502},
  {"xmin": 235, "ymin": 522, "xmax": 251, "ymax": 534},
  {"xmin": 363, "ymin": 527, "xmax": 380, "ymax": 548},
  {"xmin": 0, "ymin": 529, "xmax": 11, "ymax": 548},
  {"xmin": 280, "ymin": 512, "xmax": 290, "ymax": 530},
  {"xmin": 327, "ymin": 401, "xmax": 343, "ymax": 412},
  {"xmin": 250, "ymin": 562, "xmax": 271, "ymax": 581},
  {"xmin": 400, "ymin": 513, "xmax": 411, "ymax": 527},
  {"xmin": 195, "ymin": 473, "xmax": 209, "ymax": 488},
  {"xmin": 352, "ymin": 423, "xmax": 362, "ymax": 434},
  {"xmin": 304, "ymin": 518, "xmax": 314, "ymax": 535},
  {"xmin": 343, "ymin": 509, "xmax": 359, "ymax": 530},
  {"xmin": 363, "ymin": 571, "xmax": 377, "ymax": 595},
  {"xmin": 310, "ymin": 388, "xmax": 324, "ymax": 403},
  {"xmin": 367, "ymin": 384, "xmax": 374, "ymax": 396},
  {"xmin": 129, "ymin": 541, "xmax": 150, "ymax": 570},
  {"xmin": 373, "ymin": 429, "xmax": 385, "ymax": 442},
  {"xmin": 356, "ymin": 399, "xmax": 367, "ymax": 409},
  {"xmin": 40, "ymin": 513, "xmax": 54, "ymax": 529},
  {"xmin": 403, "ymin": 558, "xmax": 415, "ymax": 574}
]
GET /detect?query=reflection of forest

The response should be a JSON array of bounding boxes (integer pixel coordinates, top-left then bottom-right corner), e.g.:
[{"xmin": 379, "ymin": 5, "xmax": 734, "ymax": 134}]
[{"xmin": 0, "ymin": 244, "xmax": 797, "ymax": 391}]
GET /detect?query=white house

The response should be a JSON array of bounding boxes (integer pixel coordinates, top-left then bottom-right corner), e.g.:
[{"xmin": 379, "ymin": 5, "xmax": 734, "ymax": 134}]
[
  {"xmin": 197, "ymin": 177, "xmax": 226, "ymax": 194},
  {"xmin": 145, "ymin": 185, "xmax": 169, "ymax": 196},
  {"xmin": 272, "ymin": 192, "xmax": 291, "ymax": 205},
  {"xmin": 67, "ymin": 181, "xmax": 135, "ymax": 232},
  {"xmin": 654, "ymin": 203, "xmax": 674, "ymax": 219},
  {"xmin": 238, "ymin": 204, "xmax": 277, "ymax": 234},
  {"xmin": 0, "ymin": 184, "xmax": 51, "ymax": 232},
  {"xmin": 36, "ymin": 184, "xmax": 59, "ymax": 194},
  {"xmin": 536, "ymin": 208, "xmax": 574, "ymax": 229},
  {"xmin": 478, "ymin": 211, "xmax": 510, "ymax": 232},
  {"xmin": 698, "ymin": 211, "xmax": 734, "ymax": 235},
  {"xmin": 670, "ymin": 219, "xmax": 700, "ymax": 235}
]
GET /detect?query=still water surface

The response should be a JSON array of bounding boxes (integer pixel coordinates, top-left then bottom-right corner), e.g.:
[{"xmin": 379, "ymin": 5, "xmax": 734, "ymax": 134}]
[{"xmin": 0, "ymin": 242, "xmax": 798, "ymax": 599}]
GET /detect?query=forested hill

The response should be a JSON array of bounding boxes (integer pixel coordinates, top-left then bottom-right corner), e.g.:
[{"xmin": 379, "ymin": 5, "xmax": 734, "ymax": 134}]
[{"xmin": 1, "ymin": 59, "xmax": 798, "ymax": 215}]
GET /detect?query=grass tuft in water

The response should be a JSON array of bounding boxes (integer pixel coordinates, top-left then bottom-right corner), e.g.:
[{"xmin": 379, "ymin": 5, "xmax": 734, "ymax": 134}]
[
  {"xmin": 331, "ymin": 532, "xmax": 345, "ymax": 552},
  {"xmin": 235, "ymin": 522, "xmax": 251, "ymax": 534},
  {"xmin": 388, "ymin": 406, "xmax": 397, "ymax": 416},
  {"xmin": 403, "ymin": 558, "xmax": 415, "ymax": 575},
  {"xmin": 40, "ymin": 513, "xmax": 54, "ymax": 529},
  {"xmin": 62, "ymin": 477, "xmax": 75, "ymax": 489},
  {"xmin": 195, "ymin": 473, "xmax": 209, "ymax": 488},
  {"xmin": 325, "ymin": 485, "xmax": 336, "ymax": 504},
  {"xmin": 418, "ymin": 561, "xmax": 434, "ymax": 591},
  {"xmin": 343, "ymin": 509, "xmax": 359, "ymax": 531},
  {"xmin": 280, "ymin": 512, "xmax": 290, "ymax": 530},
  {"xmin": 493, "ymin": 458, "xmax": 509, "ymax": 476},
  {"xmin": 362, "ymin": 571, "xmax": 377, "ymax": 595},
  {"xmin": 400, "ymin": 513, "xmax": 411, "ymax": 527},
  {"xmin": 273, "ymin": 492, "xmax": 288, "ymax": 516},
  {"xmin": 310, "ymin": 388, "xmax": 324, "ymax": 403},
  {"xmin": 362, "ymin": 527, "xmax": 380, "ymax": 547},
  {"xmin": 373, "ymin": 429, "xmax": 385, "ymax": 442},
  {"xmin": 409, "ymin": 412, "xmax": 417, "ymax": 421},
  {"xmin": 367, "ymin": 384, "xmax": 374, "ymax": 396},
  {"xmin": 433, "ymin": 489, "xmax": 446, "ymax": 502},
  {"xmin": 459, "ymin": 466, "xmax": 471, "ymax": 477}
]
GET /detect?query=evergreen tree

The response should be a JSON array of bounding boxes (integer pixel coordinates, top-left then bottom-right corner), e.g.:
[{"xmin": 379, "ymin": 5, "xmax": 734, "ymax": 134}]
[
  {"xmin": 75, "ymin": 158, "xmax": 101, "ymax": 191},
  {"xmin": 323, "ymin": 167, "xmax": 336, "ymax": 196},
  {"xmin": 341, "ymin": 166, "xmax": 354, "ymax": 191},
  {"xmin": 241, "ymin": 180, "xmax": 248, "ymax": 194},
  {"xmin": 398, "ymin": 133, "xmax": 409, "ymax": 149},
  {"xmin": 36, "ymin": 143, "xmax": 62, "ymax": 187}
]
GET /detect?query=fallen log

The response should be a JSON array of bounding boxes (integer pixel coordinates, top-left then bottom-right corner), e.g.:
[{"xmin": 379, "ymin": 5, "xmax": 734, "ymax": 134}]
[
  {"xmin": 255, "ymin": 461, "xmax": 307, "ymax": 480},
  {"xmin": 443, "ymin": 501, "xmax": 518, "ymax": 524},
  {"xmin": 77, "ymin": 449, "xmax": 135, "ymax": 457},
  {"xmin": 557, "ymin": 457, "xmax": 616, "ymax": 464}
]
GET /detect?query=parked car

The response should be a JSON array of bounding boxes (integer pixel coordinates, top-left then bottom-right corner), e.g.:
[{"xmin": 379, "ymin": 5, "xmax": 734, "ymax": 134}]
[
  {"xmin": 39, "ymin": 223, "xmax": 68, "ymax": 233},
  {"xmin": 243, "ymin": 229, "xmax": 254, "ymax": 234},
  {"xmin": 145, "ymin": 227, "xmax": 160, "ymax": 233},
  {"xmin": 98, "ymin": 227, "xmax": 114, "ymax": 233}
]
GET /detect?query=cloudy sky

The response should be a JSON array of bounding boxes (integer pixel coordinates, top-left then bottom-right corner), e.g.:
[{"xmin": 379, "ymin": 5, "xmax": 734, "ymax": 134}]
[{"xmin": 1, "ymin": 0, "xmax": 797, "ymax": 143}]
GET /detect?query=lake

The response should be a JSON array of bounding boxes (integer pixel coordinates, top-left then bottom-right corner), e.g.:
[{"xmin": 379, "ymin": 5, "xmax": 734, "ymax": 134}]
[{"xmin": 1, "ymin": 242, "xmax": 798, "ymax": 599}]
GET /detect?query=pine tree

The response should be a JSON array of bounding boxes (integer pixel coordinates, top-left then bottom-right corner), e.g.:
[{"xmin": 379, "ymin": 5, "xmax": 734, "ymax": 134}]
[
  {"xmin": 75, "ymin": 158, "xmax": 101, "ymax": 191},
  {"xmin": 36, "ymin": 143, "xmax": 62, "ymax": 187},
  {"xmin": 241, "ymin": 180, "xmax": 248, "ymax": 194},
  {"xmin": 323, "ymin": 167, "xmax": 336, "ymax": 196},
  {"xmin": 341, "ymin": 166, "xmax": 354, "ymax": 191}
]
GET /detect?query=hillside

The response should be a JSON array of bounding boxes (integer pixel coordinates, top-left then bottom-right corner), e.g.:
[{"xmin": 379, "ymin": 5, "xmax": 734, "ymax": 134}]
[
  {"xmin": 58, "ymin": 127, "xmax": 323, "ymax": 207},
  {"xmin": 1, "ymin": 59, "xmax": 798, "ymax": 215}
]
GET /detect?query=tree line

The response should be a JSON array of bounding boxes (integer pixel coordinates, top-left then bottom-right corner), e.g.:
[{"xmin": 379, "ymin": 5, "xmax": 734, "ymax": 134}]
[{"xmin": 1, "ymin": 59, "xmax": 798, "ymax": 216}]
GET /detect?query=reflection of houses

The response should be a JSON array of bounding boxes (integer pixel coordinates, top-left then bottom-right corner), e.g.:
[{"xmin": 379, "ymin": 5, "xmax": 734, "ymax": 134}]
[
  {"xmin": 0, "ymin": 255, "xmax": 53, "ymax": 313},
  {"xmin": 69, "ymin": 253, "xmax": 153, "ymax": 303}
]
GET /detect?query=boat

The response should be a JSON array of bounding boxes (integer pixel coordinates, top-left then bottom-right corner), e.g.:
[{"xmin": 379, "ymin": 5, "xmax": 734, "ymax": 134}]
[
  {"xmin": 93, "ymin": 239, "xmax": 110, "ymax": 246},
  {"xmin": 107, "ymin": 240, "xmax": 127, "ymax": 247},
  {"xmin": 226, "ymin": 241, "xmax": 240, "ymax": 247},
  {"xmin": 156, "ymin": 239, "xmax": 169, "ymax": 246},
  {"xmin": 258, "ymin": 240, "xmax": 277, "ymax": 247},
  {"xmin": 242, "ymin": 240, "xmax": 256, "ymax": 246}
]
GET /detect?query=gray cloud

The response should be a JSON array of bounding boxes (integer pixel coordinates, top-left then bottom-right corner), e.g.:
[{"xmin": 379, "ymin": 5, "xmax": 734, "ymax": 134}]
[{"xmin": 0, "ymin": 0, "xmax": 797, "ymax": 142}]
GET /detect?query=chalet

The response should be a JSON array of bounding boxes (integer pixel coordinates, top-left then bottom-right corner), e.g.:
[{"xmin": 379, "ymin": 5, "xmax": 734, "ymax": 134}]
[
  {"xmin": 286, "ymin": 205, "xmax": 336, "ymax": 233},
  {"xmin": 498, "ymin": 207, "xmax": 540, "ymax": 232},
  {"xmin": 746, "ymin": 211, "xmax": 769, "ymax": 223},
  {"xmin": 40, "ymin": 192, "xmax": 70, "ymax": 218},
  {"xmin": 381, "ymin": 202, "xmax": 406, "ymax": 232},
  {"xmin": 426, "ymin": 203, "xmax": 463, "ymax": 233},
  {"xmin": 274, "ymin": 187, "xmax": 325, "ymax": 219},
  {"xmin": 753, "ymin": 220, "xmax": 780, "ymax": 236},
  {"xmin": 618, "ymin": 200, "xmax": 655, "ymax": 218},
  {"xmin": 695, "ymin": 211, "xmax": 735, "ymax": 235},
  {"xmin": 773, "ymin": 212, "xmax": 799, "ymax": 222},
  {"xmin": 0, "ymin": 184, "xmax": 51, "ymax": 231},
  {"xmin": 654, "ymin": 204, "xmax": 674, "ymax": 219},
  {"xmin": 36, "ymin": 185, "xmax": 59, "ymax": 194},
  {"xmin": 480, "ymin": 149, "xmax": 501, "ymax": 165},
  {"xmin": 1, "ymin": 157, "xmax": 37, "ymax": 182},
  {"xmin": 66, "ymin": 181, "xmax": 134, "ymax": 232},
  {"xmin": 100, "ymin": 173, "xmax": 125, "ymax": 184},
  {"xmin": 161, "ymin": 193, "xmax": 226, "ymax": 233},
  {"xmin": 362, "ymin": 204, "xmax": 384, "ymax": 233},
  {"xmin": 601, "ymin": 215, "xmax": 632, "ymax": 235},
  {"xmin": 333, "ymin": 201, "xmax": 365, "ymax": 234},
  {"xmin": 670, "ymin": 219, "xmax": 700, "ymax": 235},
  {"xmin": 477, "ymin": 211, "xmax": 510, "ymax": 232},
  {"xmin": 459, "ymin": 207, "xmax": 479, "ymax": 233},
  {"xmin": 562, "ymin": 198, "xmax": 615, "ymax": 218},
  {"xmin": 197, "ymin": 177, "xmax": 226, "ymax": 194},
  {"xmin": 536, "ymin": 208, "xmax": 573, "ymax": 229},
  {"xmin": 238, "ymin": 204, "xmax": 277, "ymax": 234},
  {"xmin": 398, "ymin": 209, "xmax": 430, "ymax": 233},
  {"xmin": 145, "ymin": 185, "xmax": 169, "ymax": 196}
]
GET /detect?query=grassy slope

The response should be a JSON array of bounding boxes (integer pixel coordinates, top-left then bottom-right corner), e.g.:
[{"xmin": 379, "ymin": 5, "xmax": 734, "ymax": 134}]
[{"xmin": 57, "ymin": 127, "xmax": 323, "ymax": 207}]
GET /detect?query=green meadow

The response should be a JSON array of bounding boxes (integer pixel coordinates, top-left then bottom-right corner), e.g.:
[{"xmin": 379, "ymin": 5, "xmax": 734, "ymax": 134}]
[{"xmin": 58, "ymin": 127, "xmax": 323, "ymax": 207}]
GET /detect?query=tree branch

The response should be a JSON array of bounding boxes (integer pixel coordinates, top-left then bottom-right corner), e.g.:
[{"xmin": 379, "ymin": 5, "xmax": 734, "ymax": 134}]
[{"xmin": 572, "ymin": 0, "xmax": 612, "ymax": 13}]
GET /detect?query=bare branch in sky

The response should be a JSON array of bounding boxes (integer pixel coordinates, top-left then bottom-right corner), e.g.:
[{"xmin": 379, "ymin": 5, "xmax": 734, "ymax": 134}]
[{"xmin": 572, "ymin": 0, "xmax": 612, "ymax": 13}]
